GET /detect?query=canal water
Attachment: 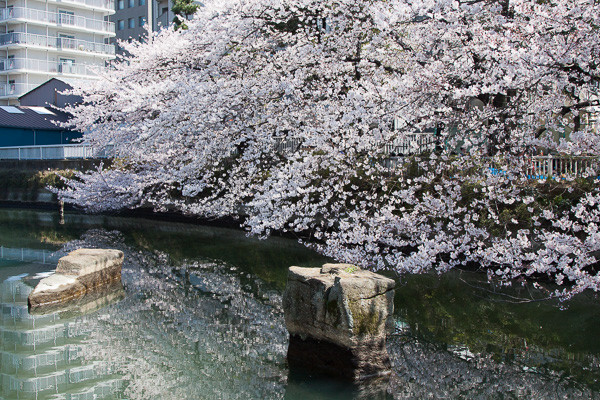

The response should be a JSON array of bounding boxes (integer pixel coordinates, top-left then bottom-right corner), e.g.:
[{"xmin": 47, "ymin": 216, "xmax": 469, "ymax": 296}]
[{"xmin": 0, "ymin": 208, "xmax": 599, "ymax": 399}]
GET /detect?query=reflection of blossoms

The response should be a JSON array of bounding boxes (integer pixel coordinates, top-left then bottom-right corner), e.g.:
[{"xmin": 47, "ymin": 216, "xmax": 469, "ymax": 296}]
[
  {"xmin": 53, "ymin": 229, "xmax": 126, "ymax": 258},
  {"xmin": 65, "ymin": 230, "xmax": 288, "ymax": 400},
  {"xmin": 388, "ymin": 335, "xmax": 599, "ymax": 399}
]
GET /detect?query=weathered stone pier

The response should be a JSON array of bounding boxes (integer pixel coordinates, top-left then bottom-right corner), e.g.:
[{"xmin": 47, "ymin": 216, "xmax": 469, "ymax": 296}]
[{"xmin": 282, "ymin": 263, "xmax": 395, "ymax": 381}]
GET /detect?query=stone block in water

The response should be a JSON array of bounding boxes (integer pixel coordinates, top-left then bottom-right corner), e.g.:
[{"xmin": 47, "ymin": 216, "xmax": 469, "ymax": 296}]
[
  {"xmin": 282, "ymin": 263, "xmax": 395, "ymax": 381},
  {"xmin": 28, "ymin": 249, "xmax": 124, "ymax": 310},
  {"xmin": 29, "ymin": 280, "xmax": 125, "ymax": 317}
]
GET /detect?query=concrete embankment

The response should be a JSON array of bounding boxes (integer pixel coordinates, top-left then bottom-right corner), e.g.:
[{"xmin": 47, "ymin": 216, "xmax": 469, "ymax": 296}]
[
  {"xmin": 0, "ymin": 159, "xmax": 248, "ymax": 230},
  {"xmin": 0, "ymin": 159, "xmax": 106, "ymax": 208}
]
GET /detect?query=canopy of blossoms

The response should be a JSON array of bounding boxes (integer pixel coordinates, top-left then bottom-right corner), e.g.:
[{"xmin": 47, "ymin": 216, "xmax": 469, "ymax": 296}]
[{"xmin": 59, "ymin": 0, "xmax": 600, "ymax": 299}]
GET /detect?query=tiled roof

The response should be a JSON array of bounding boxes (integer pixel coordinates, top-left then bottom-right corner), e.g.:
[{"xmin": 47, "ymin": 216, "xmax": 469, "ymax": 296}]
[{"xmin": 0, "ymin": 106, "xmax": 72, "ymax": 131}]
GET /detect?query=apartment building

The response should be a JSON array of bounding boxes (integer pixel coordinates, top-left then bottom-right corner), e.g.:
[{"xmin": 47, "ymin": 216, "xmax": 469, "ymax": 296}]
[
  {"xmin": 0, "ymin": 0, "xmax": 116, "ymax": 105},
  {"xmin": 111, "ymin": 0, "xmax": 173, "ymax": 50}
]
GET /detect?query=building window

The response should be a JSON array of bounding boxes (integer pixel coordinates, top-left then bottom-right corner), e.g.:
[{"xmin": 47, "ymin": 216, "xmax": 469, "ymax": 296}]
[
  {"xmin": 139, "ymin": 16, "xmax": 147, "ymax": 27},
  {"xmin": 58, "ymin": 33, "xmax": 76, "ymax": 49},
  {"xmin": 117, "ymin": 0, "xmax": 124, "ymax": 9},
  {"xmin": 59, "ymin": 58, "xmax": 75, "ymax": 74},
  {"xmin": 58, "ymin": 10, "xmax": 75, "ymax": 26},
  {"xmin": 139, "ymin": 0, "xmax": 146, "ymax": 5},
  {"xmin": 128, "ymin": 18, "xmax": 135, "ymax": 28},
  {"xmin": 128, "ymin": 0, "xmax": 134, "ymax": 7},
  {"xmin": 118, "ymin": 20, "xmax": 124, "ymax": 30}
]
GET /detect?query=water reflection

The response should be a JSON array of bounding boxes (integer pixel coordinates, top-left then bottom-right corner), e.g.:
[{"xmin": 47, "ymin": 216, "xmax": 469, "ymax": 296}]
[
  {"xmin": 29, "ymin": 280, "xmax": 125, "ymax": 318},
  {"xmin": 1, "ymin": 275, "xmax": 124, "ymax": 399},
  {"xmin": 392, "ymin": 271, "xmax": 600, "ymax": 398},
  {"xmin": 0, "ymin": 209, "xmax": 599, "ymax": 399},
  {"xmin": 285, "ymin": 369, "xmax": 392, "ymax": 400}
]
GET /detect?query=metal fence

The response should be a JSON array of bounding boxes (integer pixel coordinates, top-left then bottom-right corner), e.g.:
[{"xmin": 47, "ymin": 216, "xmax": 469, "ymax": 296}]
[
  {"xmin": 0, "ymin": 57, "xmax": 105, "ymax": 77},
  {"xmin": 273, "ymin": 133, "xmax": 436, "ymax": 156},
  {"xmin": 0, "ymin": 144, "xmax": 113, "ymax": 160},
  {"xmin": 382, "ymin": 133, "xmax": 437, "ymax": 156},
  {"xmin": 526, "ymin": 155, "xmax": 599, "ymax": 179},
  {"xmin": 0, "ymin": 246, "xmax": 60, "ymax": 265},
  {"xmin": 0, "ymin": 82, "xmax": 37, "ymax": 97},
  {"xmin": 4, "ymin": 142, "xmax": 596, "ymax": 181},
  {"xmin": 386, "ymin": 154, "xmax": 600, "ymax": 179}
]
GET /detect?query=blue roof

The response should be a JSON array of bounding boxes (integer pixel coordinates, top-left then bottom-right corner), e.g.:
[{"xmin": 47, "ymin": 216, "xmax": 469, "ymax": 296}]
[{"xmin": 0, "ymin": 106, "xmax": 72, "ymax": 131}]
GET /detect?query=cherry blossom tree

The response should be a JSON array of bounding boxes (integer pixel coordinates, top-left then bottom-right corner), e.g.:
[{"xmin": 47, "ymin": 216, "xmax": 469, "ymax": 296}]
[{"xmin": 58, "ymin": 0, "xmax": 600, "ymax": 299}]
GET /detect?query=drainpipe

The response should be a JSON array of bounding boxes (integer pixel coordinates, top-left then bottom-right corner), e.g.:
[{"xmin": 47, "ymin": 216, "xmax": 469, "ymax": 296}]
[{"xmin": 148, "ymin": 0, "xmax": 153, "ymax": 33}]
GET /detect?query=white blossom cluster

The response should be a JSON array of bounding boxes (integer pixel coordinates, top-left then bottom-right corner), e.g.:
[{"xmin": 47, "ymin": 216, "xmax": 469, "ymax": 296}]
[{"xmin": 58, "ymin": 0, "xmax": 600, "ymax": 298}]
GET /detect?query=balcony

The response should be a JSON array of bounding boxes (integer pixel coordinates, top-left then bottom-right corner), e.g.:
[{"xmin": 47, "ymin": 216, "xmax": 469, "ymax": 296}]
[
  {"xmin": 0, "ymin": 32, "xmax": 115, "ymax": 57},
  {"xmin": 0, "ymin": 8, "xmax": 115, "ymax": 35},
  {"xmin": 48, "ymin": 0, "xmax": 115, "ymax": 13},
  {"xmin": 0, "ymin": 82, "xmax": 37, "ymax": 97},
  {"xmin": 0, "ymin": 57, "xmax": 105, "ymax": 77}
]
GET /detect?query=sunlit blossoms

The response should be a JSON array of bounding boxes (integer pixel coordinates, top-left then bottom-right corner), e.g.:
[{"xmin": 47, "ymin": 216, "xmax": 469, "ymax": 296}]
[{"xmin": 58, "ymin": 0, "xmax": 600, "ymax": 299}]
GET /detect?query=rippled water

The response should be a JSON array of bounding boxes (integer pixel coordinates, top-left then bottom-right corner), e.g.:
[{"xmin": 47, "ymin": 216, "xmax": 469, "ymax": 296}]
[{"xmin": 1, "ymin": 209, "xmax": 599, "ymax": 399}]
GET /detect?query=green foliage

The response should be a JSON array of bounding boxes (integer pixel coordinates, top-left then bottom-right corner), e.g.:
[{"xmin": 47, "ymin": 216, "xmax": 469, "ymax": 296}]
[
  {"xmin": 271, "ymin": 16, "xmax": 302, "ymax": 34},
  {"xmin": 35, "ymin": 169, "xmax": 76, "ymax": 189},
  {"xmin": 172, "ymin": 0, "xmax": 200, "ymax": 30},
  {"xmin": 460, "ymin": 181, "xmax": 483, "ymax": 205}
]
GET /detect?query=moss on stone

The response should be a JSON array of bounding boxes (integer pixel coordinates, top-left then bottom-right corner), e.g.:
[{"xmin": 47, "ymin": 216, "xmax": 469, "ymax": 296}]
[
  {"xmin": 344, "ymin": 265, "xmax": 359, "ymax": 274},
  {"xmin": 349, "ymin": 299, "xmax": 380, "ymax": 336}
]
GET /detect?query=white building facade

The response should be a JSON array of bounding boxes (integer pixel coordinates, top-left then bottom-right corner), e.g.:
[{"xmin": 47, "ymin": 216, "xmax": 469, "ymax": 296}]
[
  {"xmin": 0, "ymin": 0, "xmax": 116, "ymax": 105},
  {"xmin": 111, "ymin": 0, "xmax": 175, "ymax": 54}
]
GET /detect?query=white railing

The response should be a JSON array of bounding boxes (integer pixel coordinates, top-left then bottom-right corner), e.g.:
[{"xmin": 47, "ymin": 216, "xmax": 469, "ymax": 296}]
[
  {"xmin": 526, "ymin": 155, "xmax": 600, "ymax": 179},
  {"xmin": 0, "ymin": 32, "xmax": 115, "ymax": 56},
  {"xmin": 0, "ymin": 144, "xmax": 114, "ymax": 160},
  {"xmin": 273, "ymin": 133, "xmax": 436, "ymax": 156},
  {"xmin": 0, "ymin": 246, "xmax": 59, "ymax": 264},
  {"xmin": 0, "ymin": 8, "xmax": 115, "ymax": 34},
  {"xmin": 0, "ymin": 57, "xmax": 105, "ymax": 77},
  {"xmin": 383, "ymin": 133, "xmax": 436, "ymax": 156},
  {"xmin": 386, "ymin": 154, "xmax": 600, "ymax": 179},
  {"xmin": 49, "ymin": 0, "xmax": 115, "ymax": 11},
  {"xmin": 0, "ymin": 82, "xmax": 37, "ymax": 97},
  {"xmin": 274, "ymin": 137, "xmax": 302, "ymax": 153}
]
